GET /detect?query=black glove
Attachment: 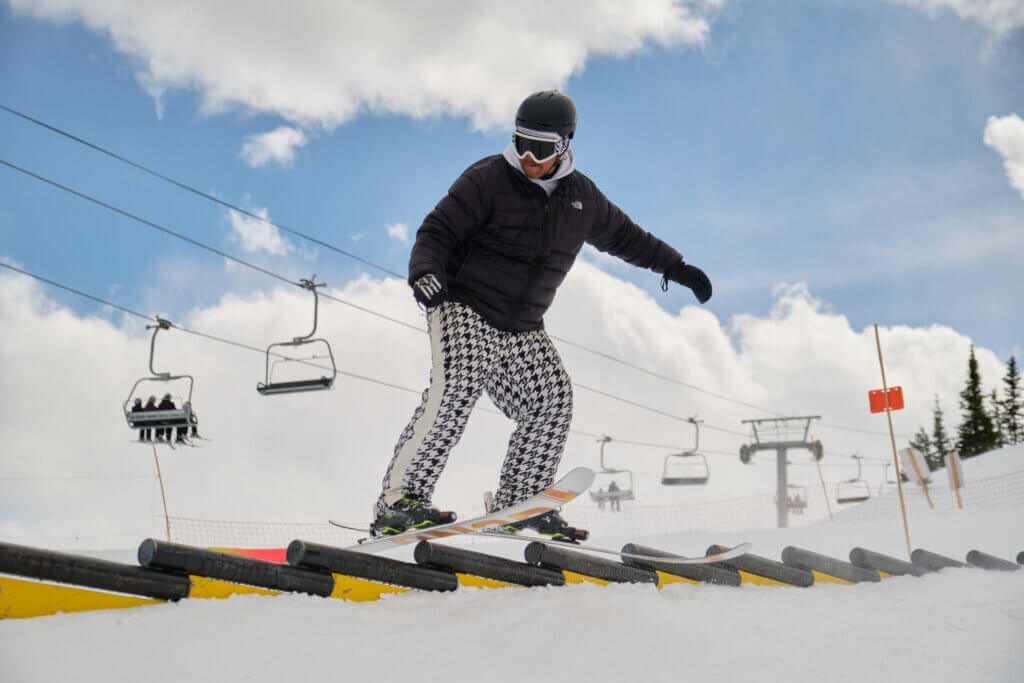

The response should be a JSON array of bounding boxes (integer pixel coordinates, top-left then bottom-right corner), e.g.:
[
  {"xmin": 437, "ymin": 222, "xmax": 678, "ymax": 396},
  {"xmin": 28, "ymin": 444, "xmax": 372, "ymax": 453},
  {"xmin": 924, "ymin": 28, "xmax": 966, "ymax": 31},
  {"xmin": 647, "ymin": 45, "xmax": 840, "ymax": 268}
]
[
  {"xmin": 662, "ymin": 261, "xmax": 712, "ymax": 304},
  {"xmin": 411, "ymin": 272, "xmax": 447, "ymax": 308}
]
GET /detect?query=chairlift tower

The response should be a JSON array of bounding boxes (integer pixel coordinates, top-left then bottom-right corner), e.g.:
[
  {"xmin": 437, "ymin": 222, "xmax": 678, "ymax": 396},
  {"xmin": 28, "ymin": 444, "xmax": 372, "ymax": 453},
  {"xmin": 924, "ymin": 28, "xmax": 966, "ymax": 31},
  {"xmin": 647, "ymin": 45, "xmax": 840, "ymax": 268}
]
[{"xmin": 739, "ymin": 416, "xmax": 823, "ymax": 529}]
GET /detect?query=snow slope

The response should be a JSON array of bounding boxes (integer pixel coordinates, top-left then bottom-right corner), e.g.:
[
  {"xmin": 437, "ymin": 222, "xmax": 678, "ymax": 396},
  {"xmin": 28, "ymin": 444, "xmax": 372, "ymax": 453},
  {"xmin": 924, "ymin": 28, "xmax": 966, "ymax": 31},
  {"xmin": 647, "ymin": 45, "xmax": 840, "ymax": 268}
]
[{"xmin": 2, "ymin": 448, "xmax": 1023, "ymax": 682}]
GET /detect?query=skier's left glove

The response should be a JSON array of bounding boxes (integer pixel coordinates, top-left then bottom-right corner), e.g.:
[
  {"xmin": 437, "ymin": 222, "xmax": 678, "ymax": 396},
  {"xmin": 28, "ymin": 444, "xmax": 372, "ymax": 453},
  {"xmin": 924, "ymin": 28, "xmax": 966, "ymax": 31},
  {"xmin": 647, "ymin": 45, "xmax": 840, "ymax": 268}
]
[
  {"xmin": 662, "ymin": 260, "xmax": 712, "ymax": 304},
  {"xmin": 411, "ymin": 272, "xmax": 447, "ymax": 308}
]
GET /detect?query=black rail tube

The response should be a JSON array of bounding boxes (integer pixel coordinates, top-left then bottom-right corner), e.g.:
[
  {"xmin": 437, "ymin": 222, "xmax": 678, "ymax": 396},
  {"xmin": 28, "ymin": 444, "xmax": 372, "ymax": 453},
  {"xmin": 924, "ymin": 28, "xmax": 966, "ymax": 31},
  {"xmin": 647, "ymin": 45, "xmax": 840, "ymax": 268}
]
[
  {"xmin": 413, "ymin": 541, "xmax": 565, "ymax": 587},
  {"xmin": 0, "ymin": 540, "xmax": 190, "ymax": 601},
  {"xmin": 620, "ymin": 544, "xmax": 741, "ymax": 586},
  {"xmin": 138, "ymin": 539, "xmax": 333, "ymax": 596},
  {"xmin": 910, "ymin": 549, "xmax": 969, "ymax": 573},
  {"xmin": 706, "ymin": 544, "xmax": 814, "ymax": 587},
  {"xmin": 966, "ymin": 550, "xmax": 1021, "ymax": 572},
  {"xmin": 1018, "ymin": 551, "xmax": 1023, "ymax": 566},
  {"xmin": 849, "ymin": 547, "xmax": 924, "ymax": 577},
  {"xmin": 288, "ymin": 540, "xmax": 458, "ymax": 592},
  {"xmin": 781, "ymin": 546, "xmax": 881, "ymax": 583},
  {"xmin": 524, "ymin": 542, "xmax": 658, "ymax": 584}
]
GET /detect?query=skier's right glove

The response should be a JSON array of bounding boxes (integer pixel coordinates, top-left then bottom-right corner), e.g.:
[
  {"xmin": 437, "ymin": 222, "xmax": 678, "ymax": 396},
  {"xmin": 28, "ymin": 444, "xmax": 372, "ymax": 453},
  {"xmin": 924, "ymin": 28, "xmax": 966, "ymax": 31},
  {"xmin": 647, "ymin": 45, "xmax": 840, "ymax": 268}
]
[{"xmin": 411, "ymin": 272, "xmax": 447, "ymax": 308}]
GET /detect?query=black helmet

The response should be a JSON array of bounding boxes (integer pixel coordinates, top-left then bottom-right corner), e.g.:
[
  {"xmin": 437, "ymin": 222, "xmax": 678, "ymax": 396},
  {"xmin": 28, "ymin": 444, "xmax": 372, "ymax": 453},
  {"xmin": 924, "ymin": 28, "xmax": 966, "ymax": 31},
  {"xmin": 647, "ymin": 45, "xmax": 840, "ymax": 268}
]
[{"xmin": 515, "ymin": 91, "xmax": 576, "ymax": 139}]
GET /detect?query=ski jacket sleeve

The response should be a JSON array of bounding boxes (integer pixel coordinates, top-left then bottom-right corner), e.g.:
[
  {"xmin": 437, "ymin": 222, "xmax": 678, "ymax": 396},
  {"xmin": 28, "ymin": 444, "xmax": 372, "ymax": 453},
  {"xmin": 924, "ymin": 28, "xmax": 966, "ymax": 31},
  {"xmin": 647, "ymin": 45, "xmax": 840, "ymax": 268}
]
[
  {"xmin": 586, "ymin": 193, "xmax": 682, "ymax": 275},
  {"xmin": 408, "ymin": 167, "xmax": 490, "ymax": 284}
]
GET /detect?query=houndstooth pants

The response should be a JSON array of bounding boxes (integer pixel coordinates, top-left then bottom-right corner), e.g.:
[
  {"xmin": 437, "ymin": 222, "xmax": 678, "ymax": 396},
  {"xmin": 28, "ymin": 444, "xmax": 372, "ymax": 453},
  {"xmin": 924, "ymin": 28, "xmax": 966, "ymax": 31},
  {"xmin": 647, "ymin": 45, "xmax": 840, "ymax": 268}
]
[{"xmin": 376, "ymin": 301, "xmax": 573, "ymax": 516}]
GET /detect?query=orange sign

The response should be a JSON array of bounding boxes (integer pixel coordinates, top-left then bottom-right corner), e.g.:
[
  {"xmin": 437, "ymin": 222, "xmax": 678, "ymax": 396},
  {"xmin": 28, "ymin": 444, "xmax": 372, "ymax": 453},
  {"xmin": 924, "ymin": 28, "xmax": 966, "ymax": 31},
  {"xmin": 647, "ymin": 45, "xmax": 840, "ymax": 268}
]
[{"xmin": 869, "ymin": 386, "xmax": 904, "ymax": 413}]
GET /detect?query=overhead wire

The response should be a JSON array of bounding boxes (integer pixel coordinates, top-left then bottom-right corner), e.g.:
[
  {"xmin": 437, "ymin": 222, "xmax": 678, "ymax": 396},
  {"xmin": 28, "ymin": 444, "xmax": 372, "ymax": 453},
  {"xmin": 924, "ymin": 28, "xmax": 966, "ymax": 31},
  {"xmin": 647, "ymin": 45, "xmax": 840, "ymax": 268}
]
[
  {"xmin": 0, "ymin": 261, "xmax": 747, "ymax": 454},
  {"xmin": 0, "ymin": 103, "xmax": 786, "ymax": 417},
  {"xmin": 0, "ymin": 103, "xmax": 911, "ymax": 438},
  {"xmin": 0, "ymin": 162, "xmax": 764, "ymax": 442}
]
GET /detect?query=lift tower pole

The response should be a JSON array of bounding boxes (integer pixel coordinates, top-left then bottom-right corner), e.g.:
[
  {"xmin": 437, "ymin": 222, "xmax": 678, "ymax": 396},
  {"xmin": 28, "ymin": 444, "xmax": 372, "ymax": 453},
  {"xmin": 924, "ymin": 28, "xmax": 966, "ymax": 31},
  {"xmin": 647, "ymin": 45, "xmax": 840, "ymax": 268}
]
[{"xmin": 739, "ymin": 416, "xmax": 824, "ymax": 528}]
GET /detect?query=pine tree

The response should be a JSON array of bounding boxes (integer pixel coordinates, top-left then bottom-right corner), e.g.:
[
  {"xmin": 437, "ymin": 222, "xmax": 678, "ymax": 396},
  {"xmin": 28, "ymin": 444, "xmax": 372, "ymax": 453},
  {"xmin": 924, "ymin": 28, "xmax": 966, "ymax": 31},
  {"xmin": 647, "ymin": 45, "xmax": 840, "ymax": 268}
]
[
  {"xmin": 930, "ymin": 395, "xmax": 951, "ymax": 469},
  {"xmin": 957, "ymin": 346, "xmax": 999, "ymax": 458},
  {"xmin": 990, "ymin": 389, "xmax": 1005, "ymax": 448},
  {"xmin": 909, "ymin": 427, "xmax": 935, "ymax": 470},
  {"xmin": 1000, "ymin": 355, "xmax": 1022, "ymax": 445}
]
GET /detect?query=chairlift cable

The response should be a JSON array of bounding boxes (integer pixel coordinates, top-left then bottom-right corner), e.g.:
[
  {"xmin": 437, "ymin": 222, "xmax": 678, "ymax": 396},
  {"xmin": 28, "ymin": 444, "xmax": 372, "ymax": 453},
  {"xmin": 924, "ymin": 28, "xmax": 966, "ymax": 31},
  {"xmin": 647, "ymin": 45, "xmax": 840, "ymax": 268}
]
[
  {"xmin": 1, "ymin": 144, "xmax": 907, "ymax": 438},
  {"xmin": 0, "ymin": 105, "xmax": 788, "ymax": 415},
  {"xmin": 2, "ymin": 262, "xmax": 749, "ymax": 443},
  {"xmin": 0, "ymin": 103, "xmax": 404, "ymax": 280},
  {"xmin": 0, "ymin": 107, "xmax": 904, "ymax": 434}
]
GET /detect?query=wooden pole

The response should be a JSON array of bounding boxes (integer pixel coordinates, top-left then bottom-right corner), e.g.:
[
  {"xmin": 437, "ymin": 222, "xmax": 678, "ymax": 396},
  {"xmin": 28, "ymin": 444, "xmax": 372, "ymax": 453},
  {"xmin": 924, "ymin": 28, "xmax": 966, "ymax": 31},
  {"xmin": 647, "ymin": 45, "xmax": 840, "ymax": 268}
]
[
  {"xmin": 875, "ymin": 325, "xmax": 913, "ymax": 559},
  {"xmin": 152, "ymin": 443, "xmax": 171, "ymax": 541},
  {"xmin": 947, "ymin": 452, "xmax": 964, "ymax": 509},
  {"xmin": 904, "ymin": 448, "xmax": 934, "ymax": 509}
]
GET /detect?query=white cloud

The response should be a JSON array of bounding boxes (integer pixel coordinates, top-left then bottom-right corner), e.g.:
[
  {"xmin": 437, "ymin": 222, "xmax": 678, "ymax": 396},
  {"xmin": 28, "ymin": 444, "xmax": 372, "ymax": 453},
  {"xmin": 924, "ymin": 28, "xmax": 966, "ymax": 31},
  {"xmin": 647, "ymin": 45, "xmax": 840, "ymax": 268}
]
[
  {"xmin": 9, "ymin": 0, "xmax": 719, "ymax": 131},
  {"xmin": 886, "ymin": 0, "xmax": 1024, "ymax": 35},
  {"xmin": 227, "ymin": 205, "xmax": 294, "ymax": 256},
  {"xmin": 983, "ymin": 113, "xmax": 1024, "ymax": 198},
  {"xmin": 0, "ymin": 262, "xmax": 1007, "ymax": 546},
  {"xmin": 239, "ymin": 126, "xmax": 308, "ymax": 168},
  {"xmin": 385, "ymin": 223, "xmax": 410, "ymax": 245}
]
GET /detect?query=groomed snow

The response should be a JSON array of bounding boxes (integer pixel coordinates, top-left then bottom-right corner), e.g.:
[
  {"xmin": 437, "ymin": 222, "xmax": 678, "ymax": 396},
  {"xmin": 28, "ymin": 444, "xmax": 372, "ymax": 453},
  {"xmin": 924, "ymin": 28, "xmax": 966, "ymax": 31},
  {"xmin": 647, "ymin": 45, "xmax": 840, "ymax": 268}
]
[{"xmin": 2, "ymin": 448, "xmax": 1023, "ymax": 682}]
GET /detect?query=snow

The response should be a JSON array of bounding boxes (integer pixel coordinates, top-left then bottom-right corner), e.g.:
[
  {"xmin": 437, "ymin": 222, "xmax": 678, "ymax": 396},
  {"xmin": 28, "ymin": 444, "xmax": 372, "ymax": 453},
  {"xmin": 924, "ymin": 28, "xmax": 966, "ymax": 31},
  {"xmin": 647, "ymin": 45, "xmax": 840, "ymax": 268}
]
[{"xmin": 2, "ymin": 448, "xmax": 1024, "ymax": 682}]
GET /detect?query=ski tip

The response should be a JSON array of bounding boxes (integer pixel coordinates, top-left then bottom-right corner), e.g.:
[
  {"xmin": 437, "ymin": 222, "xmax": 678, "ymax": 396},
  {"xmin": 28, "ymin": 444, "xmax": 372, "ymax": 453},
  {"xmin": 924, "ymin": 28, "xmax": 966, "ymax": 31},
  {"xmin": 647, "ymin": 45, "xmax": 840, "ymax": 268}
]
[{"xmin": 562, "ymin": 466, "xmax": 596, "ymax": 489}]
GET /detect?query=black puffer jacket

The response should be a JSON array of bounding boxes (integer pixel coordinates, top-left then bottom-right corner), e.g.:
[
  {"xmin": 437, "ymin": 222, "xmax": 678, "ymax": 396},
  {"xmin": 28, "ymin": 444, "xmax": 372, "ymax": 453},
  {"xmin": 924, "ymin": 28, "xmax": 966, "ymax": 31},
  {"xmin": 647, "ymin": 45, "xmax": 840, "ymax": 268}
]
[{"xmin": 409, "ymin": 155, "xmax": 682, "ymax": 332}]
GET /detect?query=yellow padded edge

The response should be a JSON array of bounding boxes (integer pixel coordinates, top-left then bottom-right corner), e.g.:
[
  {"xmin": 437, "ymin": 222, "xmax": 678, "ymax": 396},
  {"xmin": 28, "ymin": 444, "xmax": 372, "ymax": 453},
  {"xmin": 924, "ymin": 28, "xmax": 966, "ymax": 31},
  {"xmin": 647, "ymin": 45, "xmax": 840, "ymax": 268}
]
[
  {"xmin": 738, "ymin": 571, "xmax": 797, "ymax": 587},
  {"xmin": 811, "ymin": 570, "xmax": 854, "ymax": 585},
  {"xmin": 187, "ymin": 576, "xmax": 280, "ymax": 599},
  {"xmin": 656, "ymin": 570, "xmax": 700, "ymax": 588},
  {"xmin": 0, "ymin": 575, "xmax": 159, "ymax": 619},
  {"xmin": 330, "ymin": 573, "xmax": 409, "ymax": 601},
  {"xmin": 562, "ymin": 570, "xmax": 610, "ymax": 586},
  {"xmin": 456, "ymin": 573, "xmax": 516, "ymax": 589}
]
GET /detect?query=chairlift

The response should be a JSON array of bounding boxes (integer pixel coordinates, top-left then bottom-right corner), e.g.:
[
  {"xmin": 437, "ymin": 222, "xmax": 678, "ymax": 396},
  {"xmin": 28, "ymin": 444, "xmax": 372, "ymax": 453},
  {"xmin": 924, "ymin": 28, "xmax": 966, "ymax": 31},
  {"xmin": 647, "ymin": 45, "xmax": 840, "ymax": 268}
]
[
  {"xmin": 661, "ymin": 416, "xmax": 710, "ymax": 486},
  {"xmin": 878, "ymin": 463, "xmax": 900, "ymax": 495},
  {"xmin": 836, "ymin": 454, "xmax": 872, "ymax": 504},
  {"xmin": 124, "ymin": 318, "xmax": 196, "ymax": 446},
  {"xmin": 589, "ymin": 436, "xmax": 635, "ymax": 506},
  {"xmin": 257, "ymin": 276, "xmax": 338, "ymax": 396},
  {"xmin": 776, "ymin": 484, "xmax": 808, "ymax": 514}
]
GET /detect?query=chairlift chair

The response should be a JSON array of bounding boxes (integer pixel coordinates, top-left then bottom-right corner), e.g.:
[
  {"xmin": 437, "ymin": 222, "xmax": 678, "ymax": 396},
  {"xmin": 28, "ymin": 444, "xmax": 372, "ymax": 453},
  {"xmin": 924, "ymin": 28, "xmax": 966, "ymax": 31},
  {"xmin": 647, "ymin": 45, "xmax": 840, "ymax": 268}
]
[
  {"xmin": 257, "ymin": 277, "xmax": 338, "ymax": 396},
  {"xmin": 835, "ymin": 454, "xmax": 872, "ymax": 504},
  {"xmin": 124, "ymin": 318, "xmax": 195, "ymax": 444},
  {"xmin": 776, "ymin": 484, "xmax": 808, "ymax": 514},
  {"xmin": 661, "ymin": 416, "xmax": 710, "ymax": 486},
  {"xmin": 589, "ymin": 436, "xmax": 635, "ymax": 504},
  {"xmin": 878, "ymin": 463, "xmax": 900, "ymax": 495}
]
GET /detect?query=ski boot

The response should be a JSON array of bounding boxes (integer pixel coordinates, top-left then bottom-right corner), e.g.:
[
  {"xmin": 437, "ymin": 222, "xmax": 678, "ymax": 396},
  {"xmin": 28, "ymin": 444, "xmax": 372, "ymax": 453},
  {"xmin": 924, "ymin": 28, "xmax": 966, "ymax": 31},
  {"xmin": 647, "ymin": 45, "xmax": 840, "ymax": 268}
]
[
  {"xmin": 502, "ymin": 511, "xmax": 588, "ymax": 544},
  {"xmin": 371, "ymin": 497, "xmax": 457, "ymax": 536}
]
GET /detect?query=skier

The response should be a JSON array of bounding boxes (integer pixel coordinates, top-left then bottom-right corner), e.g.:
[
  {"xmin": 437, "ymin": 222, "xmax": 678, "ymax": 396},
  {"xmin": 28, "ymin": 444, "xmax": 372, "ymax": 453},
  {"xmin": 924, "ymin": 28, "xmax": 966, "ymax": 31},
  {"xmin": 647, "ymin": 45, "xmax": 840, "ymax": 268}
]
[
  {"xmin": 608, "ymin": 480, "xmax": 622, "ymax": 512},
  {"xmin": 372, "ymin": 90, "xmax": 711, "ymax": 542},
  {"xmin": 142, "ymin": 395, "xmax": 159, "ymax": 441},
  {"xmin": 130, "ymin": 398, "xmax": 147, "ymax": 441}
]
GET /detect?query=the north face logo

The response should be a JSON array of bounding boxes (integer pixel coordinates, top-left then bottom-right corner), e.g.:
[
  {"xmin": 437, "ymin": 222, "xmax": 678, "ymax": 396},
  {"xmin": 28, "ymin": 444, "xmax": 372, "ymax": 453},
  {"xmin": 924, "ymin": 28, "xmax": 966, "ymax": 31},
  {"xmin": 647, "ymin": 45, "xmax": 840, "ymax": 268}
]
[{"xmin": 571, "ymin": 200, "xmax": 583, "ymax": 210}]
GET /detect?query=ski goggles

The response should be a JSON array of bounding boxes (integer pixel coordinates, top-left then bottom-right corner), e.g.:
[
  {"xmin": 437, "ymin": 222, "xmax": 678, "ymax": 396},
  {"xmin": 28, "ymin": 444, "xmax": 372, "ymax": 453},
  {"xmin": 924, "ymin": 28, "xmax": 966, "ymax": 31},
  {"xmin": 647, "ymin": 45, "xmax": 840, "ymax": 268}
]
[{"xmin": 513, "ymin": 129, "xmax": 568, "ymax": 163}]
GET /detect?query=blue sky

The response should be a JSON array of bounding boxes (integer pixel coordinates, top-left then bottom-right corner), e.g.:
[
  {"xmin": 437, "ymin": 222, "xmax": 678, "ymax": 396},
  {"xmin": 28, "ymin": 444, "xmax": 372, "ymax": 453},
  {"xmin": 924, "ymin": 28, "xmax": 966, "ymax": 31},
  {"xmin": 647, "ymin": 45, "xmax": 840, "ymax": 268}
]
[{"xmin": 1, "ymin": 0, "xmax": 1022, "ymax": 360}]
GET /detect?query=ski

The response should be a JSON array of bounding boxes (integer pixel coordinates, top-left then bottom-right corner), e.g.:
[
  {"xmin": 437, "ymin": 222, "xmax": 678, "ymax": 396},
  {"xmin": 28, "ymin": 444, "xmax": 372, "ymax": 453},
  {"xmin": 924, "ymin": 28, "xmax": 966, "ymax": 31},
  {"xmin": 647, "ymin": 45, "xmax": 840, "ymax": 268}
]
[
  {"xmin": 339, "ymin": 466, "xmax": 595, "ymax": 554},
  {"xmin": 328, "ymin": 521, "xmax": 370, "ymax": 533},
  {"xmin": 477, "ymin": 531, "xmax": 752, "ymax": 566}
]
